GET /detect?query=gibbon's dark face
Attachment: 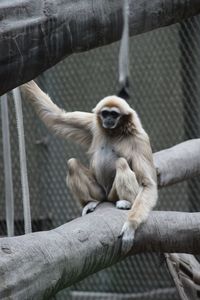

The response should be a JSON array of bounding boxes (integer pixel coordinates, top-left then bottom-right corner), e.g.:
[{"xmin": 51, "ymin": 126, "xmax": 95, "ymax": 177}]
[{"xmin": 99, "ymin": 107, "xmax": 121, "ymax": 129}]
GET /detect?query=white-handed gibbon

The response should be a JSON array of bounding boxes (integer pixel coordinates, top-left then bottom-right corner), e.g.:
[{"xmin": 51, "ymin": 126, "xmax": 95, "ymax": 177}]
[{"xmin": 21, "ymin": 81, "xmax": 157, "ymax": 252}]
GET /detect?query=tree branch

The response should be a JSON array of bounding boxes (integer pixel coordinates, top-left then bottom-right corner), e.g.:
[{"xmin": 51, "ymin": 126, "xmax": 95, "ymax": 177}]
[
  {"xmin": 166, "ymin": 254, "xmax": 200, "ymax": 300},
  {"xmin": 0, "ymin": 206, "xmax": 200, "ymax": 300},
  {"xmin": 1, "ymin": 0, "xmax": 200, "ymax": 95},
  {"xmin": 0, "ymin": 139, "xmax": 200, "ymax": 299},
  {"xmin": 154, "ymin": 139, "xmax": 200, "ymax": 187},
  {"xmin": 154, "ymin": 139, "xmax": 200, "ymax": 300}
]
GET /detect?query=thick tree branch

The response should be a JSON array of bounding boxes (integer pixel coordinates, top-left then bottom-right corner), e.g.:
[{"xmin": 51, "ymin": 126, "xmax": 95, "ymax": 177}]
[
  {"xmin": 0, "ymin": 206, "xmax": 200, "ymax": 300},
  {"xmin": 1, "ymin": 0, "xmax": 200, "ymax": 95},
  {"xmin": 154, "ymin": 139, "xmax": 200, "ymax": 300},
  {"xmin": 166, "ymin": 254, "xmax": 200, "ymax": 300},
  {"xmin": 0, "ymin": 139, "xmax": 200, "ymax": 299},
  {"xmin": 154, "ymin": 139, "xmax": 200, "ymax": 187}
]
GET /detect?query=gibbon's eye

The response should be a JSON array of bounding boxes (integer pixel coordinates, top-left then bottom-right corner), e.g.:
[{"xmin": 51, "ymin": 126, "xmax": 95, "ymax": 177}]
[
  {"xmin": 101, "ymin": 110, "xmax": 110, "ymax": 118},
  {"xmin": 101, "ymin": 110, "xmax": 120, "ymax": 119},
  {"xmin": 110, "ymin": 111, "xmax": 120, "ymax": 118}
]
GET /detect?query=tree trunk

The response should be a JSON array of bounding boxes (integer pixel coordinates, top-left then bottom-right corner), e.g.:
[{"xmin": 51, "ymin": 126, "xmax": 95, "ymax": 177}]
[{"xmin": 1, "ymin": 0, "xmax": 200, "ymax": 95}]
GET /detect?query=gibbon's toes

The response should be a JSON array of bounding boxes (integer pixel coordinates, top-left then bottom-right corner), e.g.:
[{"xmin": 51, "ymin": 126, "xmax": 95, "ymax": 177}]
[
  {"xmin": 82, "ymin": 201, "xmax": 99, "ymax": 216},
  {"xmin": 118, "ymin": 221, "xmax": 135, "ymax": 254},
  {"xmin": 116, "ymin": 200, "xmax": 131, "ymax": 210}
]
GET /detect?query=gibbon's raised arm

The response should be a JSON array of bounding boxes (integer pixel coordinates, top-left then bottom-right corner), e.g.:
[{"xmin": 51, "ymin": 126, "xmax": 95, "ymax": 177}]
[{"xmin": 20, "ymin": 81, "xmax": 94, "ymax": 148}]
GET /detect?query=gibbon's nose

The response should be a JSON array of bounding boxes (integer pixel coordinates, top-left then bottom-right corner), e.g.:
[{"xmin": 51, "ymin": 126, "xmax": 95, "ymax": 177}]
[{"xmin": 103, "ymin": 118, "xmax": 116, "ymax": 128}]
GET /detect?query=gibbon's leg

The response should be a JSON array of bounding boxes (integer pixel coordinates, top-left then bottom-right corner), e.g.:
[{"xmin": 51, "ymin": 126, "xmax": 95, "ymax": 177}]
[
  {"xmin": 108, "ymin": 157, "xmax": 140, "ymax": 209},
  {"xmin": 66, "ymin": 158, "xmax": 105, "ymax": 216},
  {"xmin": 116, "ymin": 158, "xmax": 140, "ymax": 209}
]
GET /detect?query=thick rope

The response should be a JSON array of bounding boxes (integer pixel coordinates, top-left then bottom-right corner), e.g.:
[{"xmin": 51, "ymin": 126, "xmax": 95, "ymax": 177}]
[
  {"xmin": 1, "ymin": 94, "xmax": 14, "ymax": 237},
  {"xmin": 13, "ymin": 88, "xmax": 32, "ymax": 234},
  {"xmin": 118, "ymin": 0, "xmax": 130, "ymax": 100}
]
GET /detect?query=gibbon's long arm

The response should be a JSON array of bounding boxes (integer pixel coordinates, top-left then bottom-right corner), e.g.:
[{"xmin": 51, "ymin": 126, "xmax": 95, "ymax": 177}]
[
  {"xmin": 129, "ymin": 154, "xmax": 157, "ymax": 226},
  {"xmin": 131, "ymin": 135, "xmax": 157, "ymax": 223},
  {"xmin": 120, "ymin": 133, "xmax": 158, "ymax": 253},
  {"xmin": 20, "ymin": 81, "xmax": 94, "ymax": 148}
]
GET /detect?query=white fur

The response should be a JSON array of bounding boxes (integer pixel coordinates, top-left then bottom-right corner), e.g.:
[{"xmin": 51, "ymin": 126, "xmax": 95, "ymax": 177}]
[{"xmin": 116, "ymin": 200, "xmax": 131, "ymax": 210}]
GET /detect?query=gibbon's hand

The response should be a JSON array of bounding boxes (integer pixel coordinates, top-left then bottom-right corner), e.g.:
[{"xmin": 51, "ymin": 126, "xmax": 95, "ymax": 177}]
[
  {"xmin": 116, "ymin": 200, "xmax": 132, "ymax": 210},
  {"xmin": 82, "ymin": 201, "xmax": 100, "ymax": 216},
  {"xmin": 118, "ymin": 221, "xmax": 135, "ymax": 254}
]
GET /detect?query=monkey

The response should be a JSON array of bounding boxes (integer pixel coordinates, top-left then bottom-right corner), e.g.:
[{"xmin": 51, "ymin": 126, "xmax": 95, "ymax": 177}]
[{"xmin": 20, "ymin": 81, "xmax": 158, "ymax": 253}]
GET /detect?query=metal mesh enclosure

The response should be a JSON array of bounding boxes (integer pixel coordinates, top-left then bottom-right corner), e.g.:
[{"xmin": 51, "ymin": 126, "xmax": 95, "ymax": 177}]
[{"xmin": 1, "ymin": 14, "xmax": 200, "ymax": 300}]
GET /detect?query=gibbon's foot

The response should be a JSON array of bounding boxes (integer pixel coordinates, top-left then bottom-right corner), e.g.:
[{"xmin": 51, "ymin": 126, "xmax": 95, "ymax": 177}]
[
  {"xmin": 118, "ymin": 221, "xmax": 135, "ymax": 254},
  {"xmin": 116, "ymin": 200, "xmax": 131, "ymax": 210},
  {"xmin": 82, "ymin": 201, "xmax": 100, "ymax": 216}
]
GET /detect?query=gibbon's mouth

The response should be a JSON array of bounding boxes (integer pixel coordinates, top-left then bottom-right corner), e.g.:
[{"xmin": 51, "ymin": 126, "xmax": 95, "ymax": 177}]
[{"xmin": 102, "ymin": 122, "xmax": 117, "ymax": 129}]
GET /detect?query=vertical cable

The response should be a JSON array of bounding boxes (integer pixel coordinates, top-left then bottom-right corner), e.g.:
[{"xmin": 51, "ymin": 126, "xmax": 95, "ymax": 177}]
[
  {"xmin": 13, "ymin": 88, "xmax": 32, "ymax": 234},
  {"xmin": 1, "ymin": 94, "xmax": 14, "ymax": 237},
  {"xmin": 118, "ymin": 0, "xmax": 130, "ymax": 100}
]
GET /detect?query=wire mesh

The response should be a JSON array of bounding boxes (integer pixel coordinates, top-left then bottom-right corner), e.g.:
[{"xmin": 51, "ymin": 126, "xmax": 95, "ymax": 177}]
[{"xmin": 1, "ymin": 14, "xmax": 200, "ymax": 300}]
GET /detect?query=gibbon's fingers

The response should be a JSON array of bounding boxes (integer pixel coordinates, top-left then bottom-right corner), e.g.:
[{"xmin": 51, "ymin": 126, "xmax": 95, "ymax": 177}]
[
  {"xmin": 116, "ymin": 200, "xmax": 131, "ymax": 210},
  {"xmin": 118, "ymin": 221, "xmax": 135, "ymax": 254},
  {"xmin": 82, "ymin": 201, "xmax": 100, "ymax": 216}
]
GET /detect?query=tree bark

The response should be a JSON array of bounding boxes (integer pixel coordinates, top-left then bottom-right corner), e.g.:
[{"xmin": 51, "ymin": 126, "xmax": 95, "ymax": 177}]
[
  {"xmin": 154, "ymin": 139, "xmax": 200, "ymax": 187},
  {"xmin": 166, "ymin": 254, "xmax": 200, "ymax": 300},
  {"xmin": 1, "ymin": 0, "xmax": 200, "ymax": 95},
  {"xmin": 155, "ymin": 139, "xmax": 200, "ymax": 300},
  {"xmin": 0, "ymin": 139, "xmax": 200, "ymax": 299},
  {"xmin": 0, "ymin": 206, "xmax": 200, "ymax": 300}
]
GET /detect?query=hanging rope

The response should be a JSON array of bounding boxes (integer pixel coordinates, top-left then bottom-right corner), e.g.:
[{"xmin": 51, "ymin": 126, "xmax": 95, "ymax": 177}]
[
  {"xmin": 13, "ymin": 88, "xmax": 32, "ymax": 234},
  {"xmin": 118, "ymin": 0, "xmax": 130, "ymax": 100},
  {"xmin": 1, "ymin": 94, "xmax": 14, "ymax": 237}
]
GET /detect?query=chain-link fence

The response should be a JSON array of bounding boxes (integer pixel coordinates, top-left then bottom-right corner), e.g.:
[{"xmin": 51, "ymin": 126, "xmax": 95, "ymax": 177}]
[{"xmin": 1, "ymin": 14, "xmax": 200, "ymax": 300}]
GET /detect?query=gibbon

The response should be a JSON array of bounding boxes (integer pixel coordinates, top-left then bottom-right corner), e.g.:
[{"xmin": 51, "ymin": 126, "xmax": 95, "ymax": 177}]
[{"xmin": 21, "ymin": 81, "xmax": 157, "ymax": 252}]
